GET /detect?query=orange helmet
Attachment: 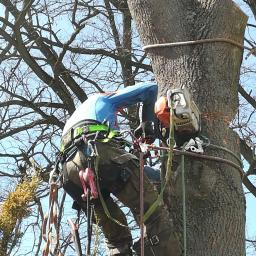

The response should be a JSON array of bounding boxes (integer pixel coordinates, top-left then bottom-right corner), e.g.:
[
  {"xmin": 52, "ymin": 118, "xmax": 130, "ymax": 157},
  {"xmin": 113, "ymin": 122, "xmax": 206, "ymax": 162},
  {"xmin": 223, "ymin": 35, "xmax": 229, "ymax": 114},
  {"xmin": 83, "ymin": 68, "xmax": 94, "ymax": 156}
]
[{"xmin": 154, "ymin": 96, "xmax": 171, "ymax": 127}]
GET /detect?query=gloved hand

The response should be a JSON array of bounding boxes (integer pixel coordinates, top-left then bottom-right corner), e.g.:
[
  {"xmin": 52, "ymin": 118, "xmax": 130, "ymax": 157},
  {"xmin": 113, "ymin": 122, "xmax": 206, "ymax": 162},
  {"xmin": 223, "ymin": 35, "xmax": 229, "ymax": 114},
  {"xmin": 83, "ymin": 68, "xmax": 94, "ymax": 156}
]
[{"xmin": 134, "ymin": 121, "xmax": 156, "ymax": 144}]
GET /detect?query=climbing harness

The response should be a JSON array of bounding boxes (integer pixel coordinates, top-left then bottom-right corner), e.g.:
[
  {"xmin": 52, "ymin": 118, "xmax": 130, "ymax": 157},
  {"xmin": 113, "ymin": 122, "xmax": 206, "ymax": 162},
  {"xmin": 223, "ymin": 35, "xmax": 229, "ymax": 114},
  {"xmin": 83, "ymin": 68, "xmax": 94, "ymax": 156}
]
[{"xmin": 60, "ymin": 123, "xmax": 120, "ymax": 153}]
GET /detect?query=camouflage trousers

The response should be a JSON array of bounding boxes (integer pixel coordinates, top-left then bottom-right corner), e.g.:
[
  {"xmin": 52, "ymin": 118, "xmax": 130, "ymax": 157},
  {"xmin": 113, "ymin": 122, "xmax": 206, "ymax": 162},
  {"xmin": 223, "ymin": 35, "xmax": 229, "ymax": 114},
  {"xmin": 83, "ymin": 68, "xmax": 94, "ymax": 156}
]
[{"xmin": 62, "ymin": 140, "xmax": 180, "ymax": 255}]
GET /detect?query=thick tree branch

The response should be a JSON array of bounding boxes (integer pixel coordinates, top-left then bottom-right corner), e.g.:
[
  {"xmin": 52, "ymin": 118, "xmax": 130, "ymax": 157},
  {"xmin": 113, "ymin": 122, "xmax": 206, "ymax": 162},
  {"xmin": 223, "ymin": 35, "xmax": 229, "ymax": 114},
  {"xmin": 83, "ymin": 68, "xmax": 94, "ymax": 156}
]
[
  {"xmin": 240, "ymin": 138, "xmax": 256, "ymax": 176},
  {"xmin": 0, "ymin": 86, "xmax": 65, "ymax": 128},
  {"xmin": 0, "ymin": 119, "xmax": 53, "ymax": 140},
  {"xmin": 239, "ymin": 84, "xmax": 256, "ymax": 109},
  {"xmin": 42, "ymin": 38, "xmax": 153, "ymax": 71},
  {"xmin": 243, "ymin": 176, "xmax": 256, "ymax": 197},
  {"xmin": 244, "ymin": 0, "xmax": 256, "ymax": 20}
]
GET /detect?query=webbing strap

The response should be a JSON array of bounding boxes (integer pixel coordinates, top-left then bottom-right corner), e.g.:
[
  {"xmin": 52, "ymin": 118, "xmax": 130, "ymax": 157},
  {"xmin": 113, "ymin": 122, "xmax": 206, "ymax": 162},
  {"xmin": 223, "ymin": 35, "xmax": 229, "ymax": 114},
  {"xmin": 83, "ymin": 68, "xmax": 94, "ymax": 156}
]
[
  {"xmin": 74, "ymin": 124, "xmax": 109, "ymax": 137},
  {"xmin": 99, "ymin": 130, "xmax": 119, "ymax": 142},
  {"xmin": 60, "ymin": 124, "xmax": 119, "ymax": 152}
]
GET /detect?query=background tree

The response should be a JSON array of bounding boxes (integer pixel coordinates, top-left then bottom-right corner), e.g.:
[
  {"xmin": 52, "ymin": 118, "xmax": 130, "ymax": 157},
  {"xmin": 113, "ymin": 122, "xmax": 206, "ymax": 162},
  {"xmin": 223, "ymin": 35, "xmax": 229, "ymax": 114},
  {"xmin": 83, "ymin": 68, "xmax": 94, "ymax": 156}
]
[{"xmin": 0, "ymin": 0, "xmax": 255, "ymax": 255}]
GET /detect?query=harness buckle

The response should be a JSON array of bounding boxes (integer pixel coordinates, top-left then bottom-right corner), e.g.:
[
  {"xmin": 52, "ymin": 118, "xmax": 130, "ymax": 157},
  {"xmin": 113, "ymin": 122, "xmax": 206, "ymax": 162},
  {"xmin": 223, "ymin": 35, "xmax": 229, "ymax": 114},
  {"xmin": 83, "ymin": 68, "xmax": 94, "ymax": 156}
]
[{"xmin": 149, "ymin": 235, "xmax": 160, "ymax": 246}]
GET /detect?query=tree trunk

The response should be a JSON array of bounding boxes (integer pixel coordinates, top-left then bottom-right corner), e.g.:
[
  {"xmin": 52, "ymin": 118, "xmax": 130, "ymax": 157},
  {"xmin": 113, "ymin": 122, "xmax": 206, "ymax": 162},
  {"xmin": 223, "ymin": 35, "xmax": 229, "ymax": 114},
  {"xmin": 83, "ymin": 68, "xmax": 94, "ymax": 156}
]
[{"xmin": 127, "ymin": 0, "xmax": 247, "ymax": 255}]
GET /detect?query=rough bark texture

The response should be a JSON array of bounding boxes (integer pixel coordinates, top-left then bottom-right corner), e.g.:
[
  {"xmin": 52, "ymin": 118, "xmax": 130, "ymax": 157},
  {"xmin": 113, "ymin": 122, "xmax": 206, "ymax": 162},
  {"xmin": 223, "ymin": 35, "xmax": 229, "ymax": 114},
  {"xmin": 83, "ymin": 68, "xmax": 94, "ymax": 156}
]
[{"xmin": 127, "ymin": 0, "xmax": 247, "ymax": 255}]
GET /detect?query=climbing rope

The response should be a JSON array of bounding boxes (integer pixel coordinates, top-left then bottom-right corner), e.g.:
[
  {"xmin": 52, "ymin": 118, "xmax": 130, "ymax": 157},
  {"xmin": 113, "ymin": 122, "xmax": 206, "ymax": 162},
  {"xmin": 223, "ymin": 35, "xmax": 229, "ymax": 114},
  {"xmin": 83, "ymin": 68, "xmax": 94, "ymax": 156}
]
[
  {"xmin": 142, "ymin": 38, "xmax": 256, "ymax": 57},
  {"xmin": 139, "ymin": 152, "xmax": 145, "ymax": 256},
  {"xmin": 181, "ymin": 144, "xmax": 187, "ymax": 256},
  {"xmin": 42, "ymin": 181, "xmax": 60, "ymax": 256},
  {"xmin": 148, "ymin": 145, "xmax": 244, "ymax": 177},
  {"xmin": 93, "ymin": 151, "xmax": 129, "ymax": 228}
]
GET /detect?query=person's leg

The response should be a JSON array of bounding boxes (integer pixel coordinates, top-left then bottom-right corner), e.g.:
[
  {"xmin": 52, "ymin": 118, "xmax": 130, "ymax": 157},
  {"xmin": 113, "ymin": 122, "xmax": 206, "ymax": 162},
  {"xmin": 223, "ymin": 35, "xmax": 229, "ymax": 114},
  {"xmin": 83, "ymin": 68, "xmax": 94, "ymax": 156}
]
[
  {"xmin": 90, "ymin": 196, "xmax": 133, "ymax": 255},
  {"xmin": 62, "ymin": 152, "xmax": 133, "ymax": 256},
  {"xmin": 112, "ymin": 159, "xmax": 181, "ymax": 256}
]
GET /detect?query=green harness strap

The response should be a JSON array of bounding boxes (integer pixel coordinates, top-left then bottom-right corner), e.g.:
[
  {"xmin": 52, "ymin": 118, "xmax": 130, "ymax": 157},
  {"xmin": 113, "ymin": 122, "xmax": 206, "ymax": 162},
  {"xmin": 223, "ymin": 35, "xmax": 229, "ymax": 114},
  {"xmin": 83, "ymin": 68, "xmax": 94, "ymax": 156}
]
[
  {"xmin": 75, "ymin": 124, "xmax": 109, "ymax": 136},
  {"xmin": 60, "ymin": 124, "xmax": 119, "ymax": 152}
]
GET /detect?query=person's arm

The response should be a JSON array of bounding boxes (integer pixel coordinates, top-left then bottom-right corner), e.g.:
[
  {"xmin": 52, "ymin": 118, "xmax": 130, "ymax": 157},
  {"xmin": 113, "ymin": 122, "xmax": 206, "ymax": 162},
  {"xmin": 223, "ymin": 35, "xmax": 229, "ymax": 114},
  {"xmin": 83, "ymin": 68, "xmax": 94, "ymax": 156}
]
[{"xmin": 108, "ymin": 82, "xmax": 158, "ymax": 122}]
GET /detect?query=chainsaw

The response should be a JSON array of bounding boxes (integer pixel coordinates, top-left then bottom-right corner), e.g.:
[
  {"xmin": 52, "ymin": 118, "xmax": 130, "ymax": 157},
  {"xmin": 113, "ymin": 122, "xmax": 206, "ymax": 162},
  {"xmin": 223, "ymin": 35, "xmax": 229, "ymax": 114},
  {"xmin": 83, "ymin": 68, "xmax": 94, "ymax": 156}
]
[{"xmin": 167, "ymin": 87, "xmax": 201, "ymax": 134}]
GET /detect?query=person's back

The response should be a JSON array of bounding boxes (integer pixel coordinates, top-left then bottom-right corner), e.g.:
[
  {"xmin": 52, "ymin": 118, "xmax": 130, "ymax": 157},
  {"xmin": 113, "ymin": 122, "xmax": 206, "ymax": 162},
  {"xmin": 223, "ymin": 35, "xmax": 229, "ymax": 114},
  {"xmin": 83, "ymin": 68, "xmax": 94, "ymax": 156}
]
[{"xmin": 63, "ymin": 81, "xmax": 158, "ymax": 135}]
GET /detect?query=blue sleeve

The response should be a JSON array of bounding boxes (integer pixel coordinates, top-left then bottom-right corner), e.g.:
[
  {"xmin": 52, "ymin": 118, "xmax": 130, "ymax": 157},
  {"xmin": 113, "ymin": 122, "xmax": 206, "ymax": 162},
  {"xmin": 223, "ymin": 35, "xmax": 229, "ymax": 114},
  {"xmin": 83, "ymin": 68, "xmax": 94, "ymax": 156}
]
[{"xmin": 107, "ymin": 82, "xmax": 158, "ymax": 122}]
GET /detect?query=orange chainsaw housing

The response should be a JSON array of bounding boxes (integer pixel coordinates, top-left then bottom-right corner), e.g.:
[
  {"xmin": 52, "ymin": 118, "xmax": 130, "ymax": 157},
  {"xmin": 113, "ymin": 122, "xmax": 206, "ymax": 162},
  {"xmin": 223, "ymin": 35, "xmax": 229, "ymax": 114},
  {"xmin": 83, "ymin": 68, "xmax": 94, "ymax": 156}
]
[{"xmin": 154, "ymin": 96, "xmax": 171, "ymax": 127}]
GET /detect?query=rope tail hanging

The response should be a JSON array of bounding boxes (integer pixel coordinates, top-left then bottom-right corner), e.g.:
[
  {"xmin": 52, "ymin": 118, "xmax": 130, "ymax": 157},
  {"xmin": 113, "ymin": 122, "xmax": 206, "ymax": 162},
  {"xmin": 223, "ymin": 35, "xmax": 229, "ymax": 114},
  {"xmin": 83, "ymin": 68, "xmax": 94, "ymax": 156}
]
[
  {"xmin": 166, "ymin": 97, "xmax": 188, "ymax": 256},
  {"xmin": 181, "ymin": 145, "xmax": 187, "ymax": 256},
  {"xmin": 139, "ymin": 152, "xmax": 145, "ymax": 256}
]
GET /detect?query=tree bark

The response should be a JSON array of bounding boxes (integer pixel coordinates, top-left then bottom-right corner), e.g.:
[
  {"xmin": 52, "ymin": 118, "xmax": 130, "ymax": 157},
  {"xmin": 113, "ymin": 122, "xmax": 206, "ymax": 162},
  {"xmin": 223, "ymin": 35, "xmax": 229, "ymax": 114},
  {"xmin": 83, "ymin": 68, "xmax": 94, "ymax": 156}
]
[{"xmin": 127, "ymin": 0, "xmax": 247, "ymax": 255}]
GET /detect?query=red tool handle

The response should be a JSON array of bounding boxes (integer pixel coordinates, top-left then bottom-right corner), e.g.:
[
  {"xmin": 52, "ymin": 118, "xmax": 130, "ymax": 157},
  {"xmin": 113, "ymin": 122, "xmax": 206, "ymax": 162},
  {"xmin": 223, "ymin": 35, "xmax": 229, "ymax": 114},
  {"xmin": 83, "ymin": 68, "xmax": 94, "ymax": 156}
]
[
  {"xmin": 79, "ymin": 168, "xmax": 98, "ymax": 200},
  {"xmin": 86, "ymin": 167, "xmax": 98, "ymax": 199},
  {"xmin": 79, "ymin": 170, "xmax": 88, "ymax": 200}
]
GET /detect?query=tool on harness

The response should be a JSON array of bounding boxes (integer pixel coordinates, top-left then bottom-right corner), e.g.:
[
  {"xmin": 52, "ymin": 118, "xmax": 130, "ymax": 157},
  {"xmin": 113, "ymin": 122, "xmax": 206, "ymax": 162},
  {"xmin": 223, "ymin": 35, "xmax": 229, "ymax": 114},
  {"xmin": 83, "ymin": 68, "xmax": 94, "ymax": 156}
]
[
  {"xmin": 79, "ymin": 167, "xmax": 98, "ymax": 200},
  {"xmin": 167, "ymin": 87, "xmax": 201, "ymax": 134},
  {"xmin": 68, "ymin": 139, "xmax": 98, "ymax": 256},
  {"xmin": 79, "ymin": 139, "xmax": 98, "ymax": 200}
]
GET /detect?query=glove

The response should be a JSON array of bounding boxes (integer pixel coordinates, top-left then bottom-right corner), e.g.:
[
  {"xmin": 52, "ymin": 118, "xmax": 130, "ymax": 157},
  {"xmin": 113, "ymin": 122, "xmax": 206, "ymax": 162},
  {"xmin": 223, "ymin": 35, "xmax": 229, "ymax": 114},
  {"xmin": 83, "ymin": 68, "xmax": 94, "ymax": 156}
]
[{"xmin": 134, "ymin": 121, "xmax": 156, "ymax": 144}]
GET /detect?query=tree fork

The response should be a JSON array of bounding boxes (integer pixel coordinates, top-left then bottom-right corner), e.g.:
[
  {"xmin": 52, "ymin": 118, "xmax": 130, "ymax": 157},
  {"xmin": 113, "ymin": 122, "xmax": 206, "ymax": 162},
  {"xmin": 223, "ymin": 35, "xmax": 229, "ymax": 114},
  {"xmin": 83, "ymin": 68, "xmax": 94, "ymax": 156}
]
[{"xmin": 127, "ymin": 0, "xmax": 247, "ymax": 255}]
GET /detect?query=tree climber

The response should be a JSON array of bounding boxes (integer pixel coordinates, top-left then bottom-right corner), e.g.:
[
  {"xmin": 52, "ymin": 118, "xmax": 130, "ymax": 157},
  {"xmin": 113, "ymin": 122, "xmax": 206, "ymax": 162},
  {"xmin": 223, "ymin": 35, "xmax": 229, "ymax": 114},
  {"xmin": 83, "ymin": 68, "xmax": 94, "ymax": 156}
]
[{"xmin": 60, "ymin": 82, "xmax": 176, "ymax": 256}]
